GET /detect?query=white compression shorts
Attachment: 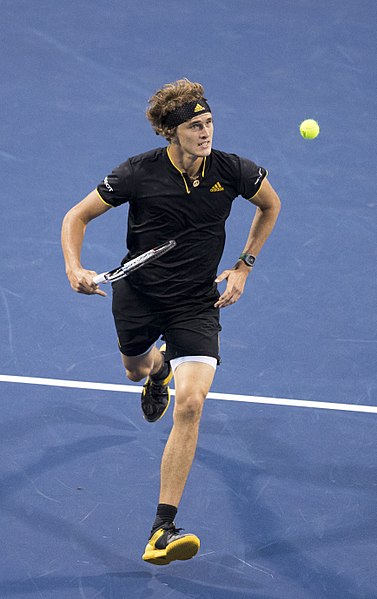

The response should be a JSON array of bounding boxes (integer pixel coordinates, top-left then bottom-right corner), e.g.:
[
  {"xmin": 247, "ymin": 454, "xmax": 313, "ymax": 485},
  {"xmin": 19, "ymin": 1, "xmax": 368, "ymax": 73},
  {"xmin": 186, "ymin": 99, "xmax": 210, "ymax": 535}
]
[{"xmin": 170, "ymin": 355, "xmax": 217, "ymax": 373}]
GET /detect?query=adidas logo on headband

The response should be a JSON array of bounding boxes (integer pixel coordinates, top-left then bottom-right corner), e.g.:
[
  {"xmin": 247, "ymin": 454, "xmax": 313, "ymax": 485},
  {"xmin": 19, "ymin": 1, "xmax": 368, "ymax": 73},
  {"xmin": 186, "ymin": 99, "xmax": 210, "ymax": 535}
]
[
  {"xmin": 163, "ymin": 99, "xmax": 211, "ymax": 128},
  {"xmin": 194, "ymin": 103, "xmax": 205, "ymax": 112}
]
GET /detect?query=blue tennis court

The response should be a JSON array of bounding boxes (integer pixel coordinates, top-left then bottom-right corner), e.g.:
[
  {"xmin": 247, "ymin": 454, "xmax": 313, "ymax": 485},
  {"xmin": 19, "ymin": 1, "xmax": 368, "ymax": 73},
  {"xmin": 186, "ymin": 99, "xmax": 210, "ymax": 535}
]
[{"xmin": 1, "ymin": 1, "xmax": 376, "ymax": 597}]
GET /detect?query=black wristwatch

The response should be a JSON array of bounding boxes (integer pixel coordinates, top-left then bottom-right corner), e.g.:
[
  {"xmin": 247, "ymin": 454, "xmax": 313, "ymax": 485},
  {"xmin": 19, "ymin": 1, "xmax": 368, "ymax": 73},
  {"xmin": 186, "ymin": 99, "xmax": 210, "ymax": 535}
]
[{"xmin": 239, "ymin": 253, "xmax": 256, "ymax": 268}]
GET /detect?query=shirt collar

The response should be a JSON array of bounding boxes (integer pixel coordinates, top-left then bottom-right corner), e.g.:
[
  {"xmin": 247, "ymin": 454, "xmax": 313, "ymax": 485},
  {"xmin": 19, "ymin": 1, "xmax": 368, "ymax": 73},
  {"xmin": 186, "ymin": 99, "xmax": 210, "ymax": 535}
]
[{"xmin": 165, "ymin": 146, "xmax": 207, "ymax": 178}]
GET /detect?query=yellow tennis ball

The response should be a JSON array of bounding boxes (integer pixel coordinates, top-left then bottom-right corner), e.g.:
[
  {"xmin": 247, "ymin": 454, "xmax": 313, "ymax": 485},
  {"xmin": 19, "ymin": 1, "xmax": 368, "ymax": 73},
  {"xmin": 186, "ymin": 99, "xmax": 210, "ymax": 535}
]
[{"xmin": 300, "ymin": 119, "xmax": 320, "ymax": 139}]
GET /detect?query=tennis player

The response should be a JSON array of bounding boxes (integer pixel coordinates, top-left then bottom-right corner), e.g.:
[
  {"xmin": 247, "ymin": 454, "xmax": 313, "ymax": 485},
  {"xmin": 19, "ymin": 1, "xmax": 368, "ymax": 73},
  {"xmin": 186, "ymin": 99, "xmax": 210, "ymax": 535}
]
[{"xmin": 61, "ymin": 78, "xmax": 281, "ymax": 565}]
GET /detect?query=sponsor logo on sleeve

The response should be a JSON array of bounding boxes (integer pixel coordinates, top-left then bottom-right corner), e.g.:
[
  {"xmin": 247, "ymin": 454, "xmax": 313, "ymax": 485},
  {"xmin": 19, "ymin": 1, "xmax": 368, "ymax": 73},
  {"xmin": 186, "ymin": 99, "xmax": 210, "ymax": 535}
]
[
  {"xmin": 255, "ymin": 168, "xmax": 263, "ymax": 186},
  {"xmin": 104, "ymin": 176, "xmax": 113, "ymax": 192}
]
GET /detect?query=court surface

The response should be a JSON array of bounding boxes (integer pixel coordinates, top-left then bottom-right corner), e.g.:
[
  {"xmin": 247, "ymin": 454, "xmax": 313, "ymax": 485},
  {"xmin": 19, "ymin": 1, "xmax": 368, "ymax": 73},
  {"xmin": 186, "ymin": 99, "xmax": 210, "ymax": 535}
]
[{"xmin": 0, "ymin": 1, "xmax": 376, "ymax": 598}]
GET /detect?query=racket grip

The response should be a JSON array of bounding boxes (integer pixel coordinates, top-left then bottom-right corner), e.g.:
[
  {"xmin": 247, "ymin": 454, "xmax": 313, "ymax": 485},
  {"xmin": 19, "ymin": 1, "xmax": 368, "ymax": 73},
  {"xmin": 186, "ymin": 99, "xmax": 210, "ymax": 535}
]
[{"xmin": 93, "ymin": 273, "xmax": 107, "ymax": 284}]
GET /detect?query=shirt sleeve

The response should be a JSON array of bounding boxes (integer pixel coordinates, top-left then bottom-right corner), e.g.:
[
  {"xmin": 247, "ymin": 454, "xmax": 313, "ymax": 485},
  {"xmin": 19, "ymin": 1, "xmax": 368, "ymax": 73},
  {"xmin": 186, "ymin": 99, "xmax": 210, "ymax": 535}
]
[
  {"xmin": 238, "ymin": 157, "xmax": 268, "ymax": 200},
  {"xmin": 96, "ymin": 159, "xmax": 134, "ymax": 207}
]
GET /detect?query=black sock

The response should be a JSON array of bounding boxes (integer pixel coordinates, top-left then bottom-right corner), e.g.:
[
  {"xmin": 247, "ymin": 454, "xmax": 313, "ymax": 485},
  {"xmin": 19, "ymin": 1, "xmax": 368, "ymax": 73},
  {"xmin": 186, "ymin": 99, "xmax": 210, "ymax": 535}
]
[
  {"xmin": 151, "ymin": 503, "xmax": 177, "ymax": 535},
  {"xmin": 151, "ymin": 360, "xmax": 170, "ymax": 382}
]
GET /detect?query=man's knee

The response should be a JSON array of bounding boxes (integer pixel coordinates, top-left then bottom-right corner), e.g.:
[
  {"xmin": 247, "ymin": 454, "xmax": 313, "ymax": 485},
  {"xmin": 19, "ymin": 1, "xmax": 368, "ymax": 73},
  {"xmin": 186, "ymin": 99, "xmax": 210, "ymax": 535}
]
[
  {"xmin": 174, "ymin": 391, "xmax": 206, "ymax": 421},
  {"xmin": 121, "ymin": 350, "xmax": 155, "ymax": 382},
  {"xmin": 125, "ymin": 366, "xmax": 151, "ymax": 382}
]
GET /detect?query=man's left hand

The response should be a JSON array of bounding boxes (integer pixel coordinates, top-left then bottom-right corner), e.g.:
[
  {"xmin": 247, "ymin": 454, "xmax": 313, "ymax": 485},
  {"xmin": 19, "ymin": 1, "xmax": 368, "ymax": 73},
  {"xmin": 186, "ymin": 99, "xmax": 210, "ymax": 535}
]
[{"xmin": 214, "ymin": 265, "xmax": 250, "ymax": 308}]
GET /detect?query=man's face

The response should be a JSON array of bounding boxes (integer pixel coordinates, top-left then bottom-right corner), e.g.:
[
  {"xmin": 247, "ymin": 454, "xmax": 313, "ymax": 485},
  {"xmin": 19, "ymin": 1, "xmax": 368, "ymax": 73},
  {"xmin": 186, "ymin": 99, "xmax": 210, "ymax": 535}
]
[{"xmin": 174, "ymin": 113, "xmax": 214, "ymax": 157}]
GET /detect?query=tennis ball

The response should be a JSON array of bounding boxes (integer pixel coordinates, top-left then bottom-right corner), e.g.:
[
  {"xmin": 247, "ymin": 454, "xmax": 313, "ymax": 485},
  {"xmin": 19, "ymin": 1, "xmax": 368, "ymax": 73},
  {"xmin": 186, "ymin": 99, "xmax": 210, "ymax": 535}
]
[{"xmin": 300, "ymin": 119, "xmax": 320, "ymax": 139}]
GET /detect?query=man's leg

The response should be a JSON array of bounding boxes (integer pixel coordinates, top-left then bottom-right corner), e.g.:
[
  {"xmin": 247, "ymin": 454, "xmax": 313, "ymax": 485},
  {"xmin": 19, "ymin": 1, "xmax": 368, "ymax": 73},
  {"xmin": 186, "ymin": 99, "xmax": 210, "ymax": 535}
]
[
  {"xmin": 159, "ymin": 361, "xmax": 215, "ymax": 506},
  {"xmin": 142, "ymin": 360, "xmax": 216, "ymax": 565}
]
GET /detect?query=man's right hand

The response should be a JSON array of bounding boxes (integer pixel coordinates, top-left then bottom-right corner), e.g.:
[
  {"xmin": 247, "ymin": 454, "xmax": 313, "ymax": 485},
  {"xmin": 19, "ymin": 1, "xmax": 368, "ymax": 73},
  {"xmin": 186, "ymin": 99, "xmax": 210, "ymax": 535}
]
[{"xmin": 67, "ymin": 267, "xmax": 107, "ymax": 297}]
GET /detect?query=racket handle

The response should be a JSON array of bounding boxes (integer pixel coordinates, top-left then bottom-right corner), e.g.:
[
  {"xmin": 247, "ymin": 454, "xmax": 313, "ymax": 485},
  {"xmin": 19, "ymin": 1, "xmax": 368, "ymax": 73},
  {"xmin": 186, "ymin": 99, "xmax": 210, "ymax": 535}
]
[{"xmin": 93, "ymin": 273, "xmax": 107, "ymax": 284}]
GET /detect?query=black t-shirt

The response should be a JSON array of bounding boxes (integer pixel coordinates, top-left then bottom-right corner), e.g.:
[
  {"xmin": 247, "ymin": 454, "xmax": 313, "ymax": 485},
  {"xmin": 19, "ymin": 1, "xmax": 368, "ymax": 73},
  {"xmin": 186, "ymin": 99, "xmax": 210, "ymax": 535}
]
[{"xmin": 97, "ymin": 147, "xmax": 267, "ymax": 304}]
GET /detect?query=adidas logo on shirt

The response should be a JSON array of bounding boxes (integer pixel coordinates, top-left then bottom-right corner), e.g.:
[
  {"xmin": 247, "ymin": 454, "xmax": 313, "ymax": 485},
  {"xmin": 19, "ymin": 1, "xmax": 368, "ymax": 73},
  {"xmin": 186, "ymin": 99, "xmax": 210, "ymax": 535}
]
[{"xmin": 210, "ymin": 181, "xmax": 224, "ymax": 192}]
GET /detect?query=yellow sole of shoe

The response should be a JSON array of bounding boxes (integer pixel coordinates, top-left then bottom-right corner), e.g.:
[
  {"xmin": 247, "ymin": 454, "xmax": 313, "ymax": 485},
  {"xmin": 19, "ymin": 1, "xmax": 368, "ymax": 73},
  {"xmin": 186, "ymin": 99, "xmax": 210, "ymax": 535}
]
[{"xmin": 142, "ymin": 535, "xmax": 200, "ymax": 565}]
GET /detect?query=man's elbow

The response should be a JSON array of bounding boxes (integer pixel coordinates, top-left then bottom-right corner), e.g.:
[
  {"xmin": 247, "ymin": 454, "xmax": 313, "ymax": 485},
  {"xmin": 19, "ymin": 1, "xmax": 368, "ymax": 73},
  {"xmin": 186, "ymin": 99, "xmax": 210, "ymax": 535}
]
[
  {"xmin": 264, "ymin": 189, "xmax": 281, "ymax": 217},
  {"xmin": 62, "ymin": 205, "xmax": 87, "ymax": 229},
  {"xmin": 272, "ymin": 192, "xmax": 281, "ymax": 215}
]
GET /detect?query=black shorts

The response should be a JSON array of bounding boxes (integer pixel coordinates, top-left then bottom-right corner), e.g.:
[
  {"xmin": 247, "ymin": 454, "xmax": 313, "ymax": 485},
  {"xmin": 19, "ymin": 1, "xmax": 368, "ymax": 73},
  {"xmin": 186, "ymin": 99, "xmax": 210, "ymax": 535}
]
[{"xmin": 111, "ymin": 278, "xmax": 221, "ymax": 363}]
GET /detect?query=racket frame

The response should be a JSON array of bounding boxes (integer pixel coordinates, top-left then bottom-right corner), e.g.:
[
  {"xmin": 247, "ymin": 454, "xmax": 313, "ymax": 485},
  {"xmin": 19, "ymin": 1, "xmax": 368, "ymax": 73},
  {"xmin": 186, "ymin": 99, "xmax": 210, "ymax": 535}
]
[{"xmin": 93, "ymin": 240, "xmax": 176, "ymax": 284}]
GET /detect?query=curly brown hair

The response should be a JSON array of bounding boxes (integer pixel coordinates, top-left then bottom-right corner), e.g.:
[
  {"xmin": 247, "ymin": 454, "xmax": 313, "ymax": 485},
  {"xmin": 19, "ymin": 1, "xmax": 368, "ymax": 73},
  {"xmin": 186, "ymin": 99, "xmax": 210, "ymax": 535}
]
[{"xmin": 146, "ymin": 78, "xmax": 206, "ymax": 141}]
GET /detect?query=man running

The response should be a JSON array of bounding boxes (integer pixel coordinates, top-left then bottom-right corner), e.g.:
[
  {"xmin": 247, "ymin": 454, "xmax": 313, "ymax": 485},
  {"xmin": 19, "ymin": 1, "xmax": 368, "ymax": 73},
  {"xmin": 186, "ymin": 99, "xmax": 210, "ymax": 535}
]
[{"xmin": 61, "ymin": 78, "xmax": 281, "ymax": 565}]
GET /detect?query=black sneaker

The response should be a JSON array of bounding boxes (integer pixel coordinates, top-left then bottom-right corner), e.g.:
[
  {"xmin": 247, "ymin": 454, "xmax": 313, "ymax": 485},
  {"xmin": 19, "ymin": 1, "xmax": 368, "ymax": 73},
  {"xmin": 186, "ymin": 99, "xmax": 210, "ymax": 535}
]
[
  {"xmin": 141, "ymin": 344, "xmax": 173, "ymax": 423},
  {"xmin": 142, "ymin": 522, "xmax": 200, "ymax": 565}
]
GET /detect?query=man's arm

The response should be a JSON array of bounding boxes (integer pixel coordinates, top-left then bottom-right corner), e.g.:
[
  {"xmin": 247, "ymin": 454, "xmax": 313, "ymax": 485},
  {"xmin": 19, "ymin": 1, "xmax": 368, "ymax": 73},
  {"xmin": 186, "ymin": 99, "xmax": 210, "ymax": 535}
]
[
  {"xmin": 61, "ymin": 189, "xmax": 112, "ymax": 296},
  {"xmin": 215, "ymin": 178, "xmax": 281, "ymax": 308}
]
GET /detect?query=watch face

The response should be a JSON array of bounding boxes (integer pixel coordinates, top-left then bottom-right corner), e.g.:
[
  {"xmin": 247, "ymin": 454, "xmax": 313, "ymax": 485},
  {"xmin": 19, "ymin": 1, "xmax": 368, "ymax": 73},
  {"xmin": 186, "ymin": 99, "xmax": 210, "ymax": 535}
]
[{"xmin": 244, "ymin": 254, "xmax": 255, "ymax": 267}]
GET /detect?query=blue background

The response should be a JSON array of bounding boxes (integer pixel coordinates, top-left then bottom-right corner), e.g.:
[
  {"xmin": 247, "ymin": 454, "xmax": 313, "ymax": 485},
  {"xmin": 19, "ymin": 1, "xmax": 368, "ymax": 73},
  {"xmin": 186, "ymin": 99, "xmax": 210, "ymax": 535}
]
[{"xmin": 0, "ymin": 1, "xmax": 376, "ymax": 597}]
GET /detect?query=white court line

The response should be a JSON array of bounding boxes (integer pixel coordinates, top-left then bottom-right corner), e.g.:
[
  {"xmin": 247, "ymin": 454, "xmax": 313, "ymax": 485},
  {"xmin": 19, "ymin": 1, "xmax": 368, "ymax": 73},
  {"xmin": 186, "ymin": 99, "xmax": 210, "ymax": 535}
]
[{"xmin": 0, "ymin": 374, "xmax": 376, "ymax": 414}]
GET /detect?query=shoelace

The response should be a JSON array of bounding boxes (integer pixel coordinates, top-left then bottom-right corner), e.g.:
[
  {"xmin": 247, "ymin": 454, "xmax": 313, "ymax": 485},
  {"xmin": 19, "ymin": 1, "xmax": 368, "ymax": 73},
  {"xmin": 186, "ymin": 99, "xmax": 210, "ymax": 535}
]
[{"xmin": 164, "ymin": 523, "xmax": 184, "ymax": 534}]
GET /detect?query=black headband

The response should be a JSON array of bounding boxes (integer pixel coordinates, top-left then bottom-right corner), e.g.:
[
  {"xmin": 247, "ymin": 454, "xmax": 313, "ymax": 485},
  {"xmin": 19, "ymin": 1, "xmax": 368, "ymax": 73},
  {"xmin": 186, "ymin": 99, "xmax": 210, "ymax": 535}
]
[{"xmin": 162, "ymin": 99, "xmax": 211, "ymax": 128}]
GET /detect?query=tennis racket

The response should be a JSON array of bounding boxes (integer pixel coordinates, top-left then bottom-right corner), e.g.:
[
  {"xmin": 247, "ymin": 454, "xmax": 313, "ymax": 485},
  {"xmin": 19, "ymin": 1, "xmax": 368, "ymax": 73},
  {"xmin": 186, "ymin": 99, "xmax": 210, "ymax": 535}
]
[{"xmin": 93, "ymin": 240, "xmax": 176, "ymax": 284}]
